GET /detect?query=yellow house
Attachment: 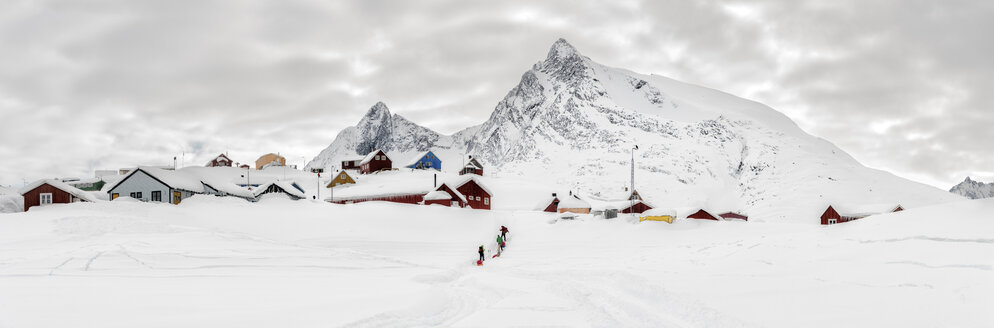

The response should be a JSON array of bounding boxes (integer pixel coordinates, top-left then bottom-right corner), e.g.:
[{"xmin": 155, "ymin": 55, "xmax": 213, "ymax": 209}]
[
  {"xmin": 640, "ymin": 209, "xmax": 676, "ymax": 223},
  {"xmin": 255, "ymin": 153, "xmax": 286, "ymax": 170},
  {"xmin": 327, "ymin": 171, "xmax": 356, "ymax": 188}
]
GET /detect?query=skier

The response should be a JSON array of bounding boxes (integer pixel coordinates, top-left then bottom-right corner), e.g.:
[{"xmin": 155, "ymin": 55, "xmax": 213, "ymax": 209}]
[
  {"xmin": 500, "ymin": 226, "xmax": 509, "ymax": 240},
  {"xmin": 478, "ymin": 245, "xmax": 485, "ymax": 262},
  {"xmin": 497, "ymin": 234, "xmax": 505, "ymax": 252}
]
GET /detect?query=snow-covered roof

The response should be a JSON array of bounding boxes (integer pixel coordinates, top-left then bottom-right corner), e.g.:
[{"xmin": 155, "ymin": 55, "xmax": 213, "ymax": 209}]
[
  {"xmin": 534, "ymin": 194, "xmax": 559, "ymax": 211},
  {"xmin": 359, "ymin": 150, "xmax": 385, "ymax": 165},
  {"xmin": 835, "ymin": 204, "xmax": 902, "ymax": 217},
  {"xmin": 201, "ymin": 180, "xmax": 255, "ymax": 199},
  {"xmin": 599, "ymin": 199, "xmax": 652, "ymax": 211},
  {"xmin": 19, "ymin": 179, "xmax": 98, "ymax": 202},
  {"xmin": 424, "ymin": 190, "xmax": 452, "ymax": 201},
  {"xmin": 254, "ymin": 181, "xmax": 306, "ymax": 199},
  {"xmin": 341, "ymin": 156, "xmax": 363, "ymax": 162},
  {"xmin": 105, "ymin": 167, "xmax": 205, "ymax": 193},
  {"xmin": 463, "ymin": 157, "xmax": 483, "ymax": 169},
  {"xmin": 329, "ymin": 171, "xmax": 453, "ymax": 201},
  {"xmin": 406, "ymin": 151, "xmax": 439, "ymax": 168},
  {"xmin": 436, "ymin": 183, "xmax": 468, "ymax": 203},
  {"xmin": 558, "ymin": 194, "xmax": 591, "ymax": 209},
  {"xmin": 445, "ymin": 175, "xmax": 494, "ymax": 196}
]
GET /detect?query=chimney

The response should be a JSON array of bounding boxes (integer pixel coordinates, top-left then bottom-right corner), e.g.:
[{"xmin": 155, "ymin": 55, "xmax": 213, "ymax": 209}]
[{"xmin": 434, "ymin": 174, "xmax": 437, "ymax": 188}]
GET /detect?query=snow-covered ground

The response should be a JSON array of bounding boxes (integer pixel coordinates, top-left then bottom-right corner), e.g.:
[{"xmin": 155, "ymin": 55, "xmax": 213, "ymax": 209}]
[{"xmin": 0, "ymin": 198, "xmax": 991, "ymax": 327}]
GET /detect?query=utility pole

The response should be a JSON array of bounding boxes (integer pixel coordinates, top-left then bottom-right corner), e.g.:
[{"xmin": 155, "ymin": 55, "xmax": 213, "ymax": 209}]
[{"xmin": 631, "ymin": 145, "xmax": 638, "ymax": 216}]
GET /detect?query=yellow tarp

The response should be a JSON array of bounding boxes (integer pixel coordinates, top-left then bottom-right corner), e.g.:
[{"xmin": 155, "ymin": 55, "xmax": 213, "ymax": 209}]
[{"xmin": 640, "ymin": 215, "xmax": 674, "ymax": 223}]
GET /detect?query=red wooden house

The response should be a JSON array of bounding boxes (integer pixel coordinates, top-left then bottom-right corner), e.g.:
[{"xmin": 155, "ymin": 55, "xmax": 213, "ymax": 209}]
[
  {"xmin": 619, "ymin": 201, "xmax": 653, "ymax": 214},
  {"xmin": 424, "ymin": 183, "xmax": 468, "ymax": 207},
  {"xmin": 820, "ymin": 204, "xmax": 903, "ymax": 225},
  {"xmin": 20, "ymin": 179, "xmax": 97, "ymax": 212},
  {"xmin": 331, "ymin": 193, "xmax": 424, "ymax": 205},
  {"xmin": 538, "ymin": 193, "xmax": 560, "ymax": 212},
  {"xmin": 717, "ymin": 212, "xmax": 748, "ymax": 221},
  {"xmin": 452, "ymin": 176, "xmax": 492, "ymax": 210},
  {"xmin": 341, "ymin": 157, "xmax": 362, "ymax": 170},
  {"xmin": 687, "ymin": 209, "xmax": 720, "ymax": 221},
  {"xmin": 460, "ymin": 156, "xmax": 484, "ymax": 176},
  {"xmin": 359, "ymin": 150, "xmax": 392, "ymax": 174},
  {"xmin": 206, "ymin": 154, "xmax": 233, "ymax": 167}
]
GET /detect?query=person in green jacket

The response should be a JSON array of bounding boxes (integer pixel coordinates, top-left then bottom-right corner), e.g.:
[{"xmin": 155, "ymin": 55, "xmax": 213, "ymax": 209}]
[{"xmin": 497, "ymin": 235, "xmax": 505, "ymax": 253}]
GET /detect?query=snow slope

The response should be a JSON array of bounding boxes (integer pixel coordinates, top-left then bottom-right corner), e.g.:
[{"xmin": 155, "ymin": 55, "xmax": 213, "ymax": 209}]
[
  {"xmin": 0, "ymin": 185, "xmax": 22, "ymax": 213},
  {"xmin": 0, "ymin": 198, "xmax": 991, "ymax": 327},
  {"xmin": 305, "ymin": 39, "xmax": 962, "ymax": 223},
  {"xmin": 950, "ymin": 177, "xmax": 994, "ymax": 199}
]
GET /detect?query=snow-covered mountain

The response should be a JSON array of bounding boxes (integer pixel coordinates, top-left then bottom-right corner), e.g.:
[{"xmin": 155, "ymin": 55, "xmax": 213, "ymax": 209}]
[
  {"xmin": 308, "ymin": 39, "xmax": 962, "ymax": 222},
  {"xmin": 949, "ymin": 177, "xmax": 994, "ymax": 199},
  {"xmin": 304, "ymin": 102, "xmax": 479, "ymax": 172}
]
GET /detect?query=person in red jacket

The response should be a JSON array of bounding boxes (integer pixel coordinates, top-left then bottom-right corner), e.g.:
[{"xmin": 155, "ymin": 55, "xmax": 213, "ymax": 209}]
[{"xmin": 500, "ymin": 226, "xmax": 509, "ymax": 240}]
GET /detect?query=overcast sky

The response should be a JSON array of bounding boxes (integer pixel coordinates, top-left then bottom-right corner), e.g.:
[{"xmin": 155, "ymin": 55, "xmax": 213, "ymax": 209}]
[{"xmin": 1, "ymin": 0, "xmax": 991, "ymax": 189}]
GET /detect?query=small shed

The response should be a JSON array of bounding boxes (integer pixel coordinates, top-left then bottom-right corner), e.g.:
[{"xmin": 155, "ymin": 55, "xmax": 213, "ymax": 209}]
[
  {"xmin": 406, "ymin": 151, "xmax": 442, "ymax": 171},
  {"xmin": 359, "ymin": 149, "xmax": 392, "ymax": 174},
  {"xmin": 327, "ymin": 171, "xmax": 356, "ymax": 188},
  {"xmin": 20, "ymin": 179, "xmax": 97, "ymax": 211}
]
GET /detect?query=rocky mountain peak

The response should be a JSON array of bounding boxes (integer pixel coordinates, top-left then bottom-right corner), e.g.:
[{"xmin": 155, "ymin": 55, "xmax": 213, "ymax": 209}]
[
  {"xmin": 540, "ymin": 38, "xmax": 593, "ymax": 84},
  {"xmin": 546, "ymin": 38, "xmax": 580, "ymax": 60},
  {"xmin": 950, "ymin": 176, "xmax": 993, "ymax": 199}
]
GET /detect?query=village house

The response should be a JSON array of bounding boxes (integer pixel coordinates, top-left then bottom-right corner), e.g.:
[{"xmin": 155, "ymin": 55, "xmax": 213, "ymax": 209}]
[
  {"xmin": 20, "ymin": 179, "xmax": 98, "ymax": 212},
  {"xmin": 460, "ymin": 156, "xmax": 484, "ymax": 176},
  {"xmin": 359, "ymin": 149, "xmax": 392, "ymax": 174},
  {"xmin": 717, "ymin": 211, "xmax": 749, "ymax": 221},
  {"xmin": 557, "ymin": 192, "xmax": 591, "ymax": 214},
  {"xmin": 327, "ymin": 171, "xmax": 356, "ymax": 188},
  {"xmin": 820, "ymin": 204, "xmax": 903, "ymax": 225},
  {"xmin": 538, "ymin": 193, "xmax": 561, "ymax": 212},
  {"xmin": 255, "ymin": 153, "xmax": 286, "ymax": 170},
  {"xmin": 254, "ymin": 181, "xmax": 306, "ymax": 200},
  {"xmin": 105, "ymin": 167, "xmax": 204, "ymax": 204},
  {"xmin": 341, "ymin": 157, "xmax": 362, "ymax": 170},
  {"xmin": 406, "ymin": 151, "xmax": 441, "ymax": 171},
  {"xmin": 206, "ymin": 154, "xmax": 233, "ymax": 167}
]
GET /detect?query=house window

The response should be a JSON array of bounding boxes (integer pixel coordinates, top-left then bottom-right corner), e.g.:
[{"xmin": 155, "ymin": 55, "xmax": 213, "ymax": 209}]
[
  {"xmin": 151, "ymin": 191, "xmax": 162, "ymax": 202},
  {"xmin": 40, "ymin": 193, "xmax": 53, "ymax": 205},
  {"xmin": 828, "ymin": 219, "xmax": 837, "ymax": 225},
  {"xmin": 427, "ymin": 162, "xmax": 432, "ymax": 167},
  {"xmin": 136, "ymin": 192, "xmax": 143, "ymax": 199},
  {"xmin": 484, "ymin": 197, "xmax": 489, "ymax": 205},
  {"xmin": 130, "ymin": 192, "xmax": 137, "ymax": 198}
]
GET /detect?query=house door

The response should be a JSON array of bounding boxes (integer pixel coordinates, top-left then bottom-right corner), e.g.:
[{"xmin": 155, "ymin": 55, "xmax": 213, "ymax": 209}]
[{"xmin": 173, "ymin": 191, "xmax": 182, "ymax": 205}]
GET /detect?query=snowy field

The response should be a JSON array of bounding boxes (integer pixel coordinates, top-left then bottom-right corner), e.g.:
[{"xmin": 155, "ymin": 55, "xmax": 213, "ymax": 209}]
[{"xmin": 0, "ymin": 197, "xmax": 991, "ymax": 327}]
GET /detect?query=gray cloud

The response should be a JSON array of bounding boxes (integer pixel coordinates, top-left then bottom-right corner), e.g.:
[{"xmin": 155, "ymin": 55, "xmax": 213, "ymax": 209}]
[{"xmin": 0, "ymin": 0, "xmax": 991, "ymax": 189}]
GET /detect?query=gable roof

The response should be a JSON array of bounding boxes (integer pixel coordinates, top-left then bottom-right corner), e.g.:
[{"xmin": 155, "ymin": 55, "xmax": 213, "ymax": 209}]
[
  {"xmin": 424, "ymin": 190, "xmax": 454, "ymax": 201},
  {"xmin": 464, "ymin": 157, "xmax": 483, "ymax": 169},
  {"xmin": 106, "ymin": 167, "xmax": 205, "ymax": 193},
  {"xmin": 360, "ymin": 149, "xmax": 387, "ymax": 165},
  {"xmin": 254, "ymin": 181, "xmax": 306, "ymax": 199},
  {"xmin": 447, "ymin": 175, "xmax": 493, "ymax": 196},
  {"xmin": 558, "ymin": 194, "xmax": 591, "ymax": 209},
  {"xmin": 20, "ymin": 179, "xmax": 98, "ymax": 202},
  {"xmin": 207, "ymin": 153, "xmax": 231, "ymax": 166},
  {"xmin": 833, "ymin": 204, "xmax": 903, "ymax": 217},
  {"xmin": 435, "ymin": 182, "xmax": 468, "ymax": 203},
  {"xmin": 407, "ymin": 151, "xmax": 440, "ymax": 168}
]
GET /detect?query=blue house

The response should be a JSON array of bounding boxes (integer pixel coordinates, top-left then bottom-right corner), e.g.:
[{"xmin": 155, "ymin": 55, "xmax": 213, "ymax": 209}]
[{"xmin": 406, "ymin": 151, "xmax": 442, "ymax": 171}]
